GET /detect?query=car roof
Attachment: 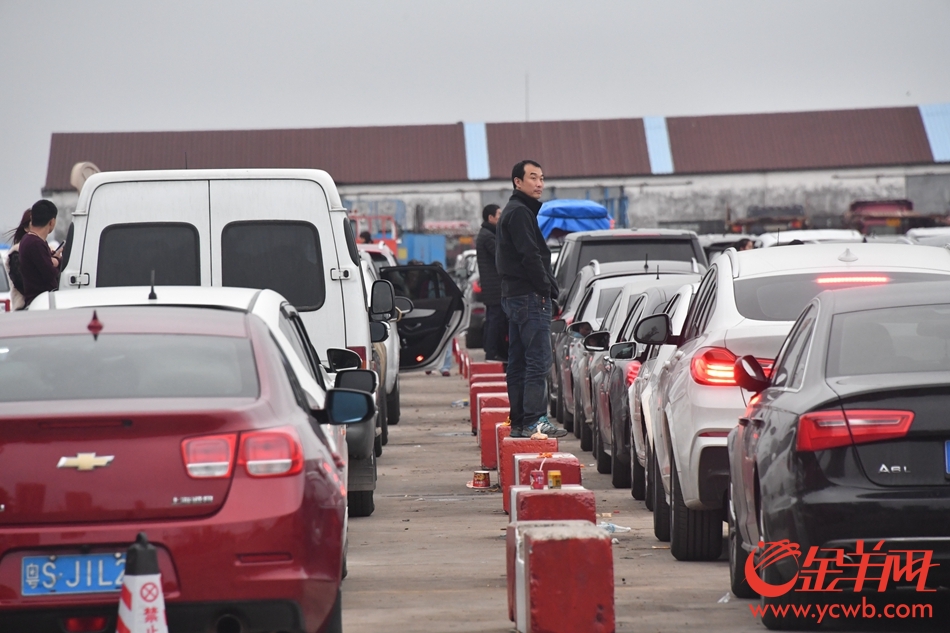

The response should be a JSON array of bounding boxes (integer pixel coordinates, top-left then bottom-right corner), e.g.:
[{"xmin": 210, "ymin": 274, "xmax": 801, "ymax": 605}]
[
  {"xmin": 818, "ymin": 280, "xmax": 950, "ymax": 315},
  {"xmin": 584, "ymin": 259, "xmax": 699, "ymax": 278},
  {"xmin": 38, "ymin": 286, "xmax": 266, "ymax": 312},
  {"xmin": 564, "ymin": 228, "xmax": 698, "ymax": 242},
  {"xmin": 755, "ymin": 229, "xmax": 863, "ymax": 247},
  {"xmin": 698, "ymin": 233, "xmax": 753, "ymax": 245},
  {"xmin": 726, "ymin": 243, "xmax": 950, "ymax": 279},
  {"xmin": 1, "ymin": 305, "xmax": 250, "ymax": 338}
]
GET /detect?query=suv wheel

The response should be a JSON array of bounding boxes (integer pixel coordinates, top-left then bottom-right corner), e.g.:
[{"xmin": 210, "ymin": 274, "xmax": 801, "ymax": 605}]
[
  {"xmin": 652, "ymin": 445, "xmax": 670, "ymax": 541},
  {"xmin": 386, "ymin": 377, "xmax": 401, "ymax": 425},
  {"xmin": 643, "ymin": 443, "xmax": 654, "ymax": 510},
  {"xmin": 595, "ymin": 415, "xmax": 611, "ymax": 474},
  {"xmin": 612, "ymin": 411, "xmax": 632, "ymax": 489},
  {"xmin": 348, "ymin": 490, "xmax": 375, "ymax": 518},
  {"xmin": 670, "ymin": 456, "xmax": 723, "ymax": 561}
]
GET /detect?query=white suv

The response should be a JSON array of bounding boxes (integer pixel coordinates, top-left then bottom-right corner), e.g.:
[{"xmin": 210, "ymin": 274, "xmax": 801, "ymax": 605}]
[{"xmin": 633, "ymin": 243, "xmax": 950, "ymax": 561}]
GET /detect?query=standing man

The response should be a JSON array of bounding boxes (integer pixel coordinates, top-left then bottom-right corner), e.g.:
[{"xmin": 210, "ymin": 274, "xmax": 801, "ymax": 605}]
[
  {"xmin": 475, "ymin": 204, "xmax": 508, "ymax": 363},
  {"xmin": 496, "ymin": 160, "xmax": 567, "ymax": 439}
]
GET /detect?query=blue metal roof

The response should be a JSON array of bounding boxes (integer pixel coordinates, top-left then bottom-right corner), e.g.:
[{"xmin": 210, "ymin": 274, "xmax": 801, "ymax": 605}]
[
  {"xmin": 643, "ymin": 116, "xmax": 674, "ymax": 174},
  {"xmin": 920, "ymin": 103, "xmax": 950, "ymax": 163},
  {"xmin": 463, "ymin": 122, "xmax": 490, "ymax": 180}
]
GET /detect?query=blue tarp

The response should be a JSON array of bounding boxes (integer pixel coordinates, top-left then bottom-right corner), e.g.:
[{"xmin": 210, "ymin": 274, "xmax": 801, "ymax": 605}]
[{"xmin": 537, "ymin": 199, "xmax": 611, "ymax": 239}]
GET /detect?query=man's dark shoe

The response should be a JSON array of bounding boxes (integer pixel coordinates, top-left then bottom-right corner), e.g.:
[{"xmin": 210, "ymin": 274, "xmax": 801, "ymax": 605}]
[
  {"xmin": 508, "ymin": 426, "xmax": 526, "ymax": 438},
  {"xmin": 524, "ymin": 416, "xmax": 568, "ymax": 439}
]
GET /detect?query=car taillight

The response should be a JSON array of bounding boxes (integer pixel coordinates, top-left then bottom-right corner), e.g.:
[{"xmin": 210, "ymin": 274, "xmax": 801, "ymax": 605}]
[
  {"xmin": 181, "ymin": 434, "xmax": 236, "ymax": 478},
  {"xmin": 471, "ymin": 280, "xmax": 482, "ymax": 294},
  {"xmin": 691, "ymin": 348, "xmax": 772, "ymax": 386},
  {"xmin": 625, "ymin": 360, "xmax": 642, "ymax": 387},
  {"xmin": 62, "ymin": 616, "xmax": 109, "ymax": 633},
  {"xmin": 347, "ymin": 346, "xmax": 367, "ymax": 368},
  {"xmin": 239, "ymin": 427, "xmax": 303, "ymax": 477},
  {"xmin": 796, "ymin": 409, "xmax": 914, "ymax": 452}
]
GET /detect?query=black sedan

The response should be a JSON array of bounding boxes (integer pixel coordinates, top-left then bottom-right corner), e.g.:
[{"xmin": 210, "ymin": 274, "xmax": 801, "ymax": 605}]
[{"xmin": 729, "ymin": 281, "xmax": 950, "ymax": 628}]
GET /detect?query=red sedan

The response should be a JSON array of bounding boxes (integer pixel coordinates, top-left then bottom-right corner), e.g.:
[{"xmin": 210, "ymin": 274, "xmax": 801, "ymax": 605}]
[{"xmin": 0, "ymin": 307, "xmax": 371, "ymax": 633}]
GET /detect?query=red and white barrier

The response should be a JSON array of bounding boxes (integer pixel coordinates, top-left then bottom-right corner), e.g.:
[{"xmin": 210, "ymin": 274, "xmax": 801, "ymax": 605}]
[
  {"xmin": 474, "ymin": 392, "xmax": 509, "ymax": 437},
  {"xmin": 495, "ymin": 423, "xmax": 512, "ymax": 469},
  {"xmin": 478, "ymin": 408, "xmax": 509, "ymax": 468},
  {"xmin": 514, "ymin": 452, "xmax": 582, "ymax": 488},
  {"xmin": 499, "ymin": 438, "xmax": 559, "ymax": 514},
  {"xmin": 469, "ymin": 371, "xmax": 507, "ymax": 387},
  {"xmin": 509, "ymin": 484, "xmax": 597, "ymax": 524},
  {"xmin": 468, "ymin": 360, "xmax": 504, "ymax": 379},
  {"xmin": 506, "ymin": 520, "xmax": 567, "ymax": 627},
  {"xmin": 470, "ymin": 381, "xmax": 507, "ymax": 432},
  {"xmin": 117, "ymin": 533, "xmax": 168, "ymax": 633},
  {"xmin": 523, "ymin": 522, "xmax": 615, "ymax": 633}
]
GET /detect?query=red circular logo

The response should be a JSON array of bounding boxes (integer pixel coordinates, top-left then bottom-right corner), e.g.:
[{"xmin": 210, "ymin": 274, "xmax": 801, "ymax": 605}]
[
  {"xmin": 140, "ymin": 582, "xmax": 160, "ymax": 603},
  {"xmin": 745, "ymin": 540, "xmax": 802, "ymax": 597}
]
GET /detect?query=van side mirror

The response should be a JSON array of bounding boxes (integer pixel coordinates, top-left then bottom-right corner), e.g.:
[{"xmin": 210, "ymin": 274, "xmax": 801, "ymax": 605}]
[
  {"xmin": 370, "ymin": 279, "xmax": 396, "ymax": 322},
  {"xmin": 327, "ymin": 348, "xmax": 362, "ymax": 372},
  {"xmin": 325, "ymin": 388, "xmax": 376, "ymax": 425},
  {"xmin": 634, "ymin": 314, "xmax": 675, "ymax": 346},
  {"xmin": 370, "ymin": 321, "xmax": 389, "ymax": 343},
  {"xmin": 583, "ymin": 331, "xmax": 610, "ymax": 352},
  {"xmin": 550, "ymin": 319, "xmax": 567, "ymax": 334},
  {"xmin": 334, "ymin": 368, "xmax": 378, "ymax": 394},
  {"xmin": 735, "ymin": 355, "xmax": 770, "ymax": 393}
]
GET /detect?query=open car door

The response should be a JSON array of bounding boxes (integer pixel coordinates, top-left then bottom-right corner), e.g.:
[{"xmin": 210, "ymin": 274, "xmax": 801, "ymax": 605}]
[{"xmin": 379, "ymin": 265, "xmax": 468, "ymax": 371}]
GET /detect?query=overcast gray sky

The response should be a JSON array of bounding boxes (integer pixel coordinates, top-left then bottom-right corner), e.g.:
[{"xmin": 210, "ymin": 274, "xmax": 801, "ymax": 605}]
[{"xmin": 2, "ymin": 0, "xmax": 949, "ymax": 235}]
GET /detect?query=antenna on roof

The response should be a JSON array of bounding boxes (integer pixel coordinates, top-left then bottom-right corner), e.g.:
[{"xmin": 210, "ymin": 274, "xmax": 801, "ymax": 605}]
[
  {"xmin": 148, "ymin": 270, "xmax": 157, "ymax": 301},
  {"xmin": 644, "ymin": 253, "xmax": 650, "ymax": 272}
]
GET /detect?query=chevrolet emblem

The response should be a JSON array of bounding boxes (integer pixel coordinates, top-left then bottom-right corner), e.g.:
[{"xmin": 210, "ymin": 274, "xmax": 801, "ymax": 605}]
[{"xmin": 57, "ymin": 453, "xmax": 115, "ymax": 471}]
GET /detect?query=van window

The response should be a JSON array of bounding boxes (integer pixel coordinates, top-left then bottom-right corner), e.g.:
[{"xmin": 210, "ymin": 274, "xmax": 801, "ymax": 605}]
[
  {"xmin": 221, "ymin": 221, "xmax": 325, "ymax": 311},
  {"xmin": 97, "ymin": 223, "xmax": 200, "ymax": 287}
]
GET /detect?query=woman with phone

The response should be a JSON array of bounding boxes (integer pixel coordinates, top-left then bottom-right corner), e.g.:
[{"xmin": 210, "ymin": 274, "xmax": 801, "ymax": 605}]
[{"xmin": 17, "ymin": 199, "xmax": 62, "ymax": 307}]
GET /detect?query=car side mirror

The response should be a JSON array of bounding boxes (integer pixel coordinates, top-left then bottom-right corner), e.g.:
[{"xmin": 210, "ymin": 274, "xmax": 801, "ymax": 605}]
[
  {"xmin": 550, "ymin": 319, "xmax": 567, "ymax": 335},
  {"xmin": 608, "ymin": 341, "xmax": 636, "ymax": 360},
  {"xmin": 394, "ymin": 296, "xmax": 414, "ymax": 314},
  {"xmin": 735, "ymin": 355, "xmax": 770, "ymax": 393},
  {"xmin": 370, "ymin": 321, "xmax": 389, "ymax": 343},
  {"xmin": 583, "ymin": 331, "xmax": 610, "ymax": 352},
  {"xmin": 327, "ymin": 348, "xmax": 362, "ymax": 372},
  {"xmin": 568, "ymin": 321, "xmax": 593, "ymax": 338},
  {"xmin": 634, "ymin": 314, "xmax": 673, "ymax": 346},
  {"xmin": 334, "ymin": 368, "xmax": 378, "ymax": 394},
  {"xmin": 370, "ymin": 279, "xmax": 396, "ymax": 322},
  {"xmin": 325, "ymin": 388, "xmax": 376, "ymax": 425}
]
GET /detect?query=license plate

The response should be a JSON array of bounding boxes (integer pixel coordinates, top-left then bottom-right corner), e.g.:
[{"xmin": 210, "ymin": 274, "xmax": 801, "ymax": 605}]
[{"xmin": 22, "ymin": 553, "xmax": 125, "ymax": 596}]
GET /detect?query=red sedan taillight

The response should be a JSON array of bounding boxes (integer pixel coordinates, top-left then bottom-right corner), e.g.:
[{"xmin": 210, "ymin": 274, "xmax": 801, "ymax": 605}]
[
  {"xmin": 796, "ymin": 410, "xmax": 914, "ymax": 452},
  {"xmin": 625, "ymin": 360, "xmax": 642, "ymax": 387},
  {"xmin": 238, "ymin": 427, "xmax": 304, "ymax": 477},
  {"xmin": 690, "ymin": 347, "xmax": 772, "ymax": 386},
  {"xmin": 471, "ymin": 279, "xmax": 482, "ymax": 294},
  {"xmin": 181, "ymin": 434, "xmax": 236, "ymax": 478}
]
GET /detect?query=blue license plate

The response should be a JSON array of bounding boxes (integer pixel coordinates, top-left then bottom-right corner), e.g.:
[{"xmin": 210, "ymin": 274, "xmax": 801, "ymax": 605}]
[{"xmin": 22, "ymin": 553, "xmax": 125, "ymax": 596}]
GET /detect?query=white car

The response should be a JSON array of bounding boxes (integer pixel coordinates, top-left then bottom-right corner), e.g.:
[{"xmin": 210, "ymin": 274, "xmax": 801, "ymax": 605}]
[
  {"xmin": 628, "ymin": 282, "xmax": 696, "ymax": 513},
  {"xmin": 359, "ymin": 251, "xmax": 402, "ymax": 441},
  {"xmin": 27, "ymin": 285, "xmax": 386, "ymax": 519},
  {"xmin": 632, "ymin": 243, "xmax": 950, "ymax": 561},
  {"xmin": 753, "ymin": 229, "xmax": 863, "ymax": 248}
]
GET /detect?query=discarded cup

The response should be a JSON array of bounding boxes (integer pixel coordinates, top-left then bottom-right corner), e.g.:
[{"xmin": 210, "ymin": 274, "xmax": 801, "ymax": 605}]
[
  {"xmin": 547, "ymin": 470, "xmax": 562, "ymax": 489},
  {"xmin": 598, "ymin": 521, "xmax": 632, "ymax": 533},
  {"xmin": 529, "ymin": 469, "xmax": 546, "ymax": 490},
  {"xmin": 472, "ymin": 470, "xmax": 491, "ymax": 488}
]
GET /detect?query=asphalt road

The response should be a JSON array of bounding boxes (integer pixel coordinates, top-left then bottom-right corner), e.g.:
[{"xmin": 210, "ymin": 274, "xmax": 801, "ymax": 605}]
[{"xmin": 341, "ymin": 358, "xmax": 765, "ymax": 633}]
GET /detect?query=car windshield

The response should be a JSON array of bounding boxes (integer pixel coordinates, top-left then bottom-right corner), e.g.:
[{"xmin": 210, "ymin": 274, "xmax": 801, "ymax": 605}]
[
  {"xmin": 733, "ymin": 272, "xmax": 950, "ymax": 321},
  {"xmin": 578, "ymin": 239, "xmax": 697, "ymax": 268},
  {"xmin": 0, "ymin": 334, "xmax": 259, "ymax": 402},
  {"xmin": 827, "ymin": 303, "xmax": 950, "ymax": 377}
]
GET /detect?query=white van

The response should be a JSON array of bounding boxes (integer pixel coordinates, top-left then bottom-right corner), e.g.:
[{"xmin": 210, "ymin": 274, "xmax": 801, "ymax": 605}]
[{"xmin": 57, "ymin": 168, "xmax": 464, "ymax": 516}]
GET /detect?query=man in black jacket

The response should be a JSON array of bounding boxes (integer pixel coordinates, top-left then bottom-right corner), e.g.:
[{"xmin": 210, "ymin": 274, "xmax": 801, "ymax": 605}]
[
  {"xmin": 475, "ymin": 204, "xmax": 507, "ymax": 362},
  {"xmin": 496, "ymin": 160, "xmax": 567, "ymax": 439}
]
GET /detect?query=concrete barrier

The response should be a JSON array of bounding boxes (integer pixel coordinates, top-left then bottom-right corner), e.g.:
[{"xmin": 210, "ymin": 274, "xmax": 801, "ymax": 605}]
[
  {"xmin": 524, "ymin": 522, "xmax": 615, "ymax": 633},
  {"xmin": 499, "ymin": 437, "xmax": 559, "ymax": 514},
  {"xmin": 510, "ymin": 485, "xmax": 597, "ymax": 524},
  {"xmin": 474, "ymin": 392, "xmax": 509, "ymax": 437},
  {"xmin": 514, "ymin": 453, "xmax": 582, "ymax": 488},
  {"xmin": 468, "ymin": 361, "xmax": 504, "ymax": 379},
  {"xmin": 506, "ymin": 520, "xmax": 567, "ymax": 627},
  {"xmin": 478, "ymin": 407, "xmax": 509, "ymax": 468},
  {"xmin": 495, "ymin": 423, "xmax": 511, "ymax": 471},
  {"xmin": 469, "ymin": 371, "xmax": 506, "ymax": 387},
  {"xmin": 470, "ymin": 381, "xmax": 508, "ymax": 431},
  {"xmin": 460, "ymin": 352, "xmax": 470, "ymax": 379}
]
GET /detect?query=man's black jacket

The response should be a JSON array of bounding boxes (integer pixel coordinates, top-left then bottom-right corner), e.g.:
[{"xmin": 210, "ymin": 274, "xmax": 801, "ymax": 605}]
[
  {"xmin": 496, "ymin": 190, "xmax": 557, "ymax": 299},
  {"xmin": 475, "ymin": 220, "xmax": 502, "ymax": 306}
]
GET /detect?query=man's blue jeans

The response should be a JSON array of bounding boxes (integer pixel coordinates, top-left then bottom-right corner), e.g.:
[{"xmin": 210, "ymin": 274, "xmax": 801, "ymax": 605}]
[{"xmin": 501, "ymin": 292, "xmax": 552, "ymax": 432}]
